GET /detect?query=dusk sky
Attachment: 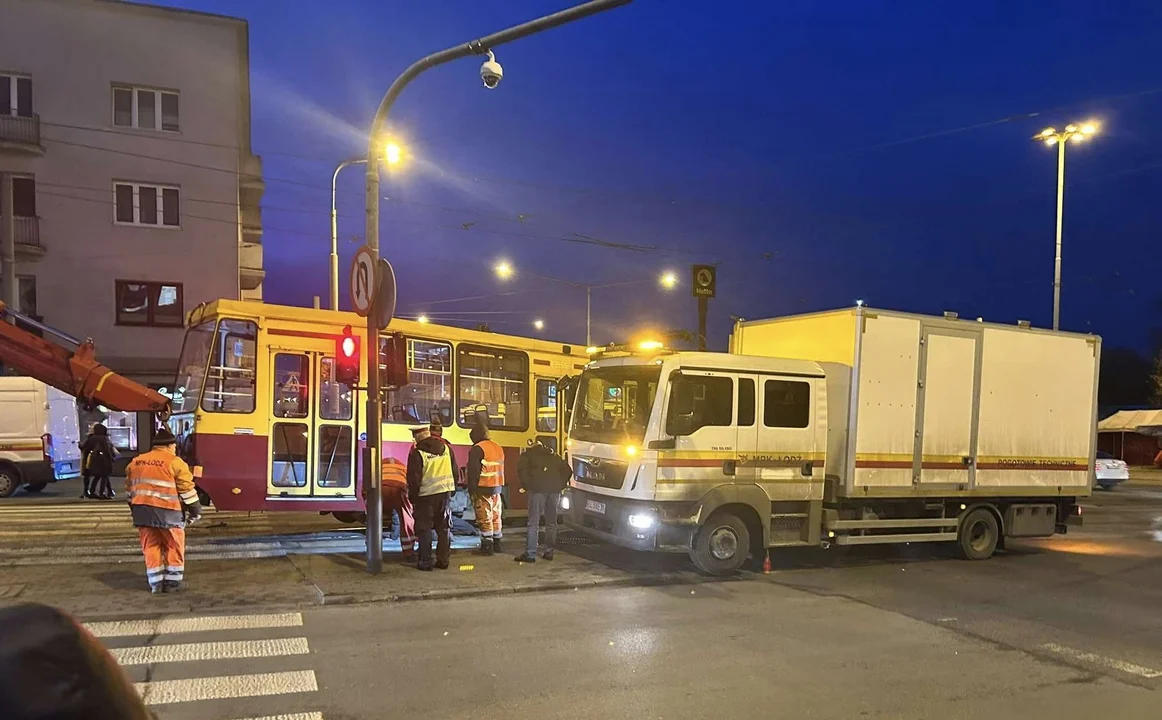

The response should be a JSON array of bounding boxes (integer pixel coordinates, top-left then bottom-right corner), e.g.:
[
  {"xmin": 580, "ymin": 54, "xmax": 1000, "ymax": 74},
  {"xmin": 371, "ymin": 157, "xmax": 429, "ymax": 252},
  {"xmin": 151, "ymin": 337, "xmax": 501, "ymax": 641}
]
[{"xmin": 158, "ymin": 0, "xmax": 1160, "ymax": 352}]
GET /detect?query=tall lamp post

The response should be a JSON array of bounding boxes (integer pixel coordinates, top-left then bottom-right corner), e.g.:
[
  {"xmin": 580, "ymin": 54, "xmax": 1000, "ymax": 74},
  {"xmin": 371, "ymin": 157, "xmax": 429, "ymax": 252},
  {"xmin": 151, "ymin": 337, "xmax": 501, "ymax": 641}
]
[
  {"xmin": 1033, "ymin": 121, "xmax": 1099, "ymax": 331},
  {"xmin": 495, "ymin": 261, "xmax": 678, "ymax": 345},
  {"xmin": 360, "ymin": 0, "xmax": 632, "ymax": 574},
  {"xmin": 329, "ymin": 143, "xmax": 401, "ymax": 311}
]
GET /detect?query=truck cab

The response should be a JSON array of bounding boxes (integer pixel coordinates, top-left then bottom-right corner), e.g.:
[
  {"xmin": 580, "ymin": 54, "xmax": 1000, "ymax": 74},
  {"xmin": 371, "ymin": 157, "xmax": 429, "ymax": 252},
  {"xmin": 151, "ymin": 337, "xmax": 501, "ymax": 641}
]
[{"xmin": 564, "ymin": 350, "xmax": 830, "ymax": 574}]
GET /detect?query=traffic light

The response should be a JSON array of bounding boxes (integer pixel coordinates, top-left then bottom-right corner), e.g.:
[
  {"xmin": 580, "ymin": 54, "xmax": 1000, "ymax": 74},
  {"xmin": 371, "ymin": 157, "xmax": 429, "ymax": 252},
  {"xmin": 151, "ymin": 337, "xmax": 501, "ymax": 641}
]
[{"xmin": 335, "ymin": 326, "xmax": 360, "ymax": 386}]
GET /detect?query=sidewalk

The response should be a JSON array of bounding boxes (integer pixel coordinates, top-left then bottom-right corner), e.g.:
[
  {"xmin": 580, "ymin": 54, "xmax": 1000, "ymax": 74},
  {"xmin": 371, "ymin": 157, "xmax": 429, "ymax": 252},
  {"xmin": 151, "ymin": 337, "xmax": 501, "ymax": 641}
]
[{"xmin": 0, "ymin": 535, "xmax": 725, "ymax": 620}]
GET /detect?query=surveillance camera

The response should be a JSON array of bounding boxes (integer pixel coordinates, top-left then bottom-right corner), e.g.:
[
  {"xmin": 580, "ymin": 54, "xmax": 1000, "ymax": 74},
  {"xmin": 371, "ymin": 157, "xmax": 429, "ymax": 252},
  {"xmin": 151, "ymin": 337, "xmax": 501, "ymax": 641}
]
[{"xmin": 480, "ymin": 50, "xmax": 503, "ymax": 90}]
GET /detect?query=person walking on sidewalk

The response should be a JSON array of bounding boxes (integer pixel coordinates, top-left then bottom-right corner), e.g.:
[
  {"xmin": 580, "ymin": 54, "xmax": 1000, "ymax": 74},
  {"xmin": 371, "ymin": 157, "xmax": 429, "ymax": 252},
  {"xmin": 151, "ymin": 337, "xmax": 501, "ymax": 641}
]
[
  {"xmin": 466, "ymin": 420, "xmax": 505, "ymax": 555},
  {"xmin": 125, "ymin": 427, "xmax": 202, "ymax": 593},
  {"xmin": 81, "ymin": 424, "xmax": 118, "ymax": 500},
  {"xmin": 514, "ymin": 440, "xmax": 573, "ymax": 563},
  {"xmin": 406, "ymin": 426, "xmax": 455, "ymax": 571}
]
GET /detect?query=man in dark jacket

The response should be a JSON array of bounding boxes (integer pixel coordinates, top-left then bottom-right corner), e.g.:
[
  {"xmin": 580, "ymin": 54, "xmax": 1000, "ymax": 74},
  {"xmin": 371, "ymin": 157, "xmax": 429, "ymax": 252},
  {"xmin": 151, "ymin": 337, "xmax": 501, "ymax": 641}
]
[
  {"xmin": 514, "ymin": 441, "xmax": 573, "ymax": 562},
  {"xmin": 406, "ymin": 426, "xmax": 455, "ymax": 570}
]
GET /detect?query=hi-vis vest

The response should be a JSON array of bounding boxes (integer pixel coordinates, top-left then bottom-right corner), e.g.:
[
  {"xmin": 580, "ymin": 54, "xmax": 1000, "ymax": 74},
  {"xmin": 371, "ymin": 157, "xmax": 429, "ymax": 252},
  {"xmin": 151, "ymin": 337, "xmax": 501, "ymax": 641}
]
[
  {"xmin": 381, "ymin": 457, "xmax": 408, "ymax": 487},
  {"xmin": 478, "ymin": 439, "xmax": 505, "ymax": 488},
  {"xmin": 418, "ymin": 450, "xmax": 455, "ymax": 497},
  {"xmin": 126, "ymin": 447, "xmax": 198, "ymax": 512}
]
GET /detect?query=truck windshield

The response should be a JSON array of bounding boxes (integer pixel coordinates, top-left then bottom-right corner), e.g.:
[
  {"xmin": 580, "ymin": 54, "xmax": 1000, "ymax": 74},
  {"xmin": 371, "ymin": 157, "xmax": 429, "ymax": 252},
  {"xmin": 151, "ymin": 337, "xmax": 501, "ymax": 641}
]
[
  {"xmin": 172, "ymin": 320, "xmax": 214, "ymax": 413},
  {"xmin": 571, "ymin": 365, "xmax": 660, "ymax": 444}
]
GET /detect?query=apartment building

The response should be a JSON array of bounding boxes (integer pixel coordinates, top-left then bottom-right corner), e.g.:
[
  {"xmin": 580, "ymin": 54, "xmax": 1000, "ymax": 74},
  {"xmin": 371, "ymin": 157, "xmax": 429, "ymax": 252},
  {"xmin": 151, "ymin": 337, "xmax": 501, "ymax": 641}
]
[{"xmin": 0, "ymin": 0, "xmax": 264, "ymax": 391}]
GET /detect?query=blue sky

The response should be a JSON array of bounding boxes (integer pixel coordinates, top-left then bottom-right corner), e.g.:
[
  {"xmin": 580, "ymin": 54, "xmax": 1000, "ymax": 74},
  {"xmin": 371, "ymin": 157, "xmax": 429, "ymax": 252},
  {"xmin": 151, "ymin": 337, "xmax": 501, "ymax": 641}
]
[{"xmin": 157, "ymin": 0, "xmax": 1162, "ymax": 351}]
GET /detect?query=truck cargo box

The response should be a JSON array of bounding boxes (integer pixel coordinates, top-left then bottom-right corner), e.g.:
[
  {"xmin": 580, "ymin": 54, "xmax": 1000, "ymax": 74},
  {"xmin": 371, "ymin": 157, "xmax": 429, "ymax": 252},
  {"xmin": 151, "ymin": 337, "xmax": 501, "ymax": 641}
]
[{"xmin": 730, "ymin": 307, "xmax": 1098, "ymax": 499}]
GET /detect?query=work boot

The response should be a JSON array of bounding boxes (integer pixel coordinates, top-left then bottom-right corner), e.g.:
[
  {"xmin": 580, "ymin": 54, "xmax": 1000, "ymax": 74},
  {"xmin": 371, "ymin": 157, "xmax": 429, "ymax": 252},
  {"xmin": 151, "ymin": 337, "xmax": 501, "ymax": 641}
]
[
  {"xmin": 542, "ymin": 549, "xmax": 555, "ymax": 561},
  {"xmin": 163, "ymin": 580, "xmax": 184, "ymax": 593},
  {"xmin": 514, "ymin": 552, "xmax": 537, "ymax": 563},
  {"xmin": 479, "ymin": 536, "xmax": 494, "ymax": 556},
  {"xmin": 492, "ymin": 537, "xmax": 503, "ymax": 553},
  {"xmin": 150, "ymin": 584, "xmax": 164, "ymax": 595},
  {"xmin": 435, "ymin": 559, "xmax": 450, "ymax": 570},
  {"xmin": 417, "ymin": 562, "xmax": 434, "ymax": 571}
]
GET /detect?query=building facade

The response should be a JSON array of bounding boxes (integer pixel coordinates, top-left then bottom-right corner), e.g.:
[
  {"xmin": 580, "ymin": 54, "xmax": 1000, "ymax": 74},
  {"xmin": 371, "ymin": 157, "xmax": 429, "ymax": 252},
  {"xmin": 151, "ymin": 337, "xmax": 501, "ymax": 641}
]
[{"xmin": 0, "ymin": 0, "xmax": 264, "ymax": 390}]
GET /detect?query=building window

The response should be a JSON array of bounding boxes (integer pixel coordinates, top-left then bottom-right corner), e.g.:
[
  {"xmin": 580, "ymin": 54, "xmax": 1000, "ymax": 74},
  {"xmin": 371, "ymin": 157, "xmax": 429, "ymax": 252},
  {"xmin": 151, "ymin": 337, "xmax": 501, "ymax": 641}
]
[
  {"xmin": 113, "ymin": 182, "xmax": 180, "ymax": 227},
  {"xmin": 0, "ymin": 176, "xmax": 35, "ymax": 218},
  {"xmin": 1, "ymin": 73, "xmax": 33, "ymax": 117},
  {"xmin": 115, "ymin": 281, "xmax": 184, "ymax": 327},
  {"xmin": 112, "ymin": 85, "xmax": 179, "ymax": 131}
]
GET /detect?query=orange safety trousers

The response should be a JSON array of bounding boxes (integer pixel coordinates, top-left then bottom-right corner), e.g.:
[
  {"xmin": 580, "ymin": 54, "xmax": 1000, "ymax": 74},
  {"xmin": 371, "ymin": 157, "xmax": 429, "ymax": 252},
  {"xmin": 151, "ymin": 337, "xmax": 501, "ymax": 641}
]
[
  {"xmin": 472, "ymin": 494, "xmax": 503, "ymax": 539},
  {"xmin": 139, "ymin": 527, "xmax": 185, "ymax": 589}
]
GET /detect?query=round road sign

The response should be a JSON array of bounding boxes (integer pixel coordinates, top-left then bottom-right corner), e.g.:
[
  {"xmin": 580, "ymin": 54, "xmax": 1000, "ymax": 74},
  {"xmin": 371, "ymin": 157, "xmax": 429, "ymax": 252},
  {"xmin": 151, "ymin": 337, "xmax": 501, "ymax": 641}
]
[{"xmin": 350, "ymin": 246, "xmax": 376, "ymax": 317}]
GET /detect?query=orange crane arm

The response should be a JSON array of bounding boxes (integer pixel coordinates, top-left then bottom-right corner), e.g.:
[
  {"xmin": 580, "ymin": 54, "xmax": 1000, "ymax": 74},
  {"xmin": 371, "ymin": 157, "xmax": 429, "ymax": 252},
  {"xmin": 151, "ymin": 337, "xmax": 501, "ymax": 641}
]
[{"xmin": 0, "ymin": 301, "xmax": 170, "ymax": 417}]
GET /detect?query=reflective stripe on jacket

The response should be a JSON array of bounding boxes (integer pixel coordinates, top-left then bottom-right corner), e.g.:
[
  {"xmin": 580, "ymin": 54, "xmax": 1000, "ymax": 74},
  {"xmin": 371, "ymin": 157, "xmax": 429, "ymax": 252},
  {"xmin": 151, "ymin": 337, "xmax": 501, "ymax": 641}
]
[
  {"xmin": 477, "ymin": 439, "xmax": 505, "ymax": 488},
  {"xmin": 381, "ymin": 458, "xmax": 408, "ymax": 487},
  {"xmin": 418, "ymin": 450, "xmax": 455, "ymax": 497},
  {"xmin": 125, "ymin": 447, "xmax": 198, "ymax": 516}
]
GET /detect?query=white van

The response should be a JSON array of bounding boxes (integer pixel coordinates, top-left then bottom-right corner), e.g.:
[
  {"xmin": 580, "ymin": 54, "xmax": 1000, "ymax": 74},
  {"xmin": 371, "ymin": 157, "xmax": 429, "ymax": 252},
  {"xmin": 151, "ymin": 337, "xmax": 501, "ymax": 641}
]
[{"xmin": 0, "ymin": 377, "xmax": 83, "ymax": 497}]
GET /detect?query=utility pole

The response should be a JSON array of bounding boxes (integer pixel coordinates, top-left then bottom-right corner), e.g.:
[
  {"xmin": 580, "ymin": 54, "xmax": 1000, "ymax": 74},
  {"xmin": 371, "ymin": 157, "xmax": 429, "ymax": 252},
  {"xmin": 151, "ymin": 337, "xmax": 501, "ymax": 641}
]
[
  {"xmin": 360, "ymin": 0, "xmax": 633, "ymax": 574},
  {"xmin": 0, "ymin": 172, "xmax": 16, "ymax": 313},
  {"xmin": 691, "ymin": 264, "xmax": 716, "ymax": 351}
]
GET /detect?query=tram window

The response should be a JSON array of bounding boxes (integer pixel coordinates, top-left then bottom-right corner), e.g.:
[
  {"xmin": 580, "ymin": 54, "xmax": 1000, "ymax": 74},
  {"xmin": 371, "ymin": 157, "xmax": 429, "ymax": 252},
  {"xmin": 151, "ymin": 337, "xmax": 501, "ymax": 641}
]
[
  {"xmin": 457, "ymin": 344, "xmax": 528, "ymax": 431},
  {"xmin": 383, "ymin": 338, "xmax": 453, "ymax": 426},
  {"xmin": 201, "ymin": 319, "xmax": 257, "ymax": 413},
  {"xmin": 273, "ymin": 353, "xmax": 311, "ymax": 419},
  {"xmin": 173, "ymin": 320, "xmax": 214, "ymax": 414},
  {"xmin": 316, "ymin": 425, "xmax": 353, "ymax": 488},
  {"xmin": 536, "ymin": 435, "xmax": 558, "ymax": 453},
  {"xmin": 319, "ymin": 358, "xmax": 353, "ymax": 421},
  {"xmin": 536, "ymin": 379, "xmax": 557, "ymax": 433},
  {"xmin": 271, "ymin": 422, "xmax": 308, "ymax": 488}
]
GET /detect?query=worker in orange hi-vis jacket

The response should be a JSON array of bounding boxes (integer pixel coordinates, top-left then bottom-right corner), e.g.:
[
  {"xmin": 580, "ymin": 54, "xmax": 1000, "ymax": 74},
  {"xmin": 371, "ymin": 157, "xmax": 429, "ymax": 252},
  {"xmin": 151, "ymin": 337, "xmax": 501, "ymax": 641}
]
[
  {"xmin": 380, "ymin": 456, "xmax": 416, "ymax": 561},
  {"xmin": 124, "ymin": 426, "xmax": 202, "ymax": 594}
]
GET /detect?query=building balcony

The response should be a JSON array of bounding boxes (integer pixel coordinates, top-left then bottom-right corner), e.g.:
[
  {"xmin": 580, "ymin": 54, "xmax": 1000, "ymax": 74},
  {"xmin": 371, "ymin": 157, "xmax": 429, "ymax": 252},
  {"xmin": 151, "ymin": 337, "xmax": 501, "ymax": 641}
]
[
  {"xmin": 240, "ymin": 154, "xmax": 264, "ymax": 198},
  {"xmin": 3, "ymin": 216, "xmax": 46, "ymax": 260},
  {"xmin": 241, "ymin": 204, "xmax": 262, "ymax": 242},
  {"xmin": 0, "ymin": 114, "xmax": 46, "ymax": 156},
  {"xmin": 240, "ymin": 241, "xmax": 264, "ymax": 291}
]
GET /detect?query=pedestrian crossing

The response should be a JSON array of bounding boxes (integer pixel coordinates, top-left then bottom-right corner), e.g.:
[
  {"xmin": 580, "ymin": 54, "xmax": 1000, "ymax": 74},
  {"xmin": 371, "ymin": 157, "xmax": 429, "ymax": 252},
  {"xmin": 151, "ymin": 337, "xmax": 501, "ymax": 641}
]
[{"xmin": 87, "ymin": 611, "xmax": 325, "ymax": 719}]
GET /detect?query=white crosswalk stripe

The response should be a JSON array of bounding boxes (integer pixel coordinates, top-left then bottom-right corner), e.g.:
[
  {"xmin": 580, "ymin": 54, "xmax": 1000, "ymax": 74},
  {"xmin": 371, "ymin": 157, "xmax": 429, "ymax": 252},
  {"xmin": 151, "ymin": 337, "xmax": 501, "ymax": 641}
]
[{"xmin": 89, "ymin": 612, "xmax": 324, "ymax": 718}]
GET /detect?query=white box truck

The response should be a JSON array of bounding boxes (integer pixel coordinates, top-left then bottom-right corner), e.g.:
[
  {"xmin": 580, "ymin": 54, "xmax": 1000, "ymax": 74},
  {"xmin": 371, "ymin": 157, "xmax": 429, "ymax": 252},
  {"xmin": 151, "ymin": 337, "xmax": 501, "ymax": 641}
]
[
  {"xmin": 0, "ymin": 376, "xmax": 84, "ymax": 497},
  {"xmin": 562, "ymin": 306, "xmax": 1097, "ymax": 574}
]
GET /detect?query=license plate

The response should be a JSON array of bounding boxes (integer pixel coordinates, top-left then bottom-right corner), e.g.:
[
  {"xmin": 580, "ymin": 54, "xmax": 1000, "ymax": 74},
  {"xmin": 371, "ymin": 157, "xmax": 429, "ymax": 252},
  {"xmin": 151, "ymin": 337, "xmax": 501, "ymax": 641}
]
[{"xmin": 585, "ymin": 499, "xmax": 606, "ymax": 514}]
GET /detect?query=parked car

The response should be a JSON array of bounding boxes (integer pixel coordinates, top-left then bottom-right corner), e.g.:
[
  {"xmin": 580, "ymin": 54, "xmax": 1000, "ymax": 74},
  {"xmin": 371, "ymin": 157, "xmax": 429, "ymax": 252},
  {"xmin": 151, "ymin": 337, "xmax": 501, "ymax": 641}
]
[{"xmin": 1095, "ymin": 451, "xmax": 1130, "ymax": 490}]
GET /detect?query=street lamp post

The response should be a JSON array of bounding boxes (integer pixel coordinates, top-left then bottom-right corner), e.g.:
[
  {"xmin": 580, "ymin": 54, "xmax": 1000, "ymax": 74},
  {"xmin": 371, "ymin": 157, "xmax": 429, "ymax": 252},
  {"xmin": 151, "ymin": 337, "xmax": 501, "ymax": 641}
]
[
  {"xmin": 330, "ymin": 143, "xmax": 402, "ymax": 311},
  {"xmin": 360, "ymin": 0, "xmax": 632, "ymax": 574},
  {"xmin": 1033, "ymin": 121, "xmax": 1098, "ymax": 331},
  {"xmin": 495, "ymin": 262, "xmax": 678, "ymax": 345}
]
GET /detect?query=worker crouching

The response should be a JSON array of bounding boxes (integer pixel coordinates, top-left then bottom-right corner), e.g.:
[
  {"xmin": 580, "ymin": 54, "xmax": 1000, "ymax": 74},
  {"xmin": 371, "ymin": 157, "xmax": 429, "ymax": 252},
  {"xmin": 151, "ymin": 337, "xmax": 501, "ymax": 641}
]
[
  {"xmin": 407, "ymin": 426, "xmax": 455, "ymax": 571},
  {"xmin": 467, "ymin": 422, "xmax": 505, "ymax": 555},
  {"xmin": 125, "ymin": 427, "xmax": 201, "ymax": 594},
  {"xmin": 379, "ymin": 456, "xmax": 416, "ymax": 562}
]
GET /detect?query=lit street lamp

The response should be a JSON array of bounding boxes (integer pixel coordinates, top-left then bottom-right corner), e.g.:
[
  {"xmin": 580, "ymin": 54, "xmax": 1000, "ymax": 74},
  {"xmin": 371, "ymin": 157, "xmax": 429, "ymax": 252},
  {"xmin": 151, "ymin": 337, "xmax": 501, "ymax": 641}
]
[
  {"xmin": 328, "ymin": 141, "xmax": 403, "ymax": 310},
  {"xmin": 533, "ymin": 318, "xmax": 545, "ymax": 331},
  {"xmin": 494, "ymin": 260, "xmax": 679, "ymax": 345},
  {"xmin": 358, "ymin": 0, "xmax": 633, "ymax": 574},
  {"xmin": 1032, "ymin": 121, "xmax": 1099, "ymax": 330}
]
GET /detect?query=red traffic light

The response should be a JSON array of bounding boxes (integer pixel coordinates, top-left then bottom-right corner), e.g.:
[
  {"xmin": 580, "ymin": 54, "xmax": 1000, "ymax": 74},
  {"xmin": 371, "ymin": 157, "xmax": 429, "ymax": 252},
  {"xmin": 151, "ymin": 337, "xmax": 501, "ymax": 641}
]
[{"xmin": 335, "ymin": 326, "xmax": 360, "ymax": 386}]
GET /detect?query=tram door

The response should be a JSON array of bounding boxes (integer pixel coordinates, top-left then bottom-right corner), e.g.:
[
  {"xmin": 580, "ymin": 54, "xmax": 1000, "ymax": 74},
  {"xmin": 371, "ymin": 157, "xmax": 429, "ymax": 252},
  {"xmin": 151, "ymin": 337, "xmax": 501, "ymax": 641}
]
[
  {"xmin": 534, "ymin": 377, "xmax": 562, "ymax": 453},
  {"xmin": 268, "ymin": 345, "xmax": 357, "ymax": 498}
]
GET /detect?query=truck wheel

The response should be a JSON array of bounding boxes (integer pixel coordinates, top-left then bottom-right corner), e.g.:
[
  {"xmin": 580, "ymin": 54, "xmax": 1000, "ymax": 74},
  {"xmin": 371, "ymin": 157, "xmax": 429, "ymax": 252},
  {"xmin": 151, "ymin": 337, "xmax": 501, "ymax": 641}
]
[
  {"xmin": 0, "ymin": 466, "xmax": 20, "ymax": 498},
  {"xmin": 957, "ymin": 508, "xmax": 999, "ymax": 560},
  {"xmin": 24, "ymin": 482, "xmax": 48, "ymax": 493},
  {"xmin": 690, "ymin": 510, "xmax": 750, "ymax": 575}
]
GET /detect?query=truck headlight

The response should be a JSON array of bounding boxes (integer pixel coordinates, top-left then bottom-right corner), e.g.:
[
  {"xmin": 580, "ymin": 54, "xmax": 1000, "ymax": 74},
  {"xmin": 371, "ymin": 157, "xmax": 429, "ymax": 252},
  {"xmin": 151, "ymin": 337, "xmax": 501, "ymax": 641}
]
[
  {"xmin": 560, "ymin": 494, "xmax": 571, "ymax": 511},
  {"xmin": 628, "ymin": 513, "xmax": 656, "ymax": 530}
]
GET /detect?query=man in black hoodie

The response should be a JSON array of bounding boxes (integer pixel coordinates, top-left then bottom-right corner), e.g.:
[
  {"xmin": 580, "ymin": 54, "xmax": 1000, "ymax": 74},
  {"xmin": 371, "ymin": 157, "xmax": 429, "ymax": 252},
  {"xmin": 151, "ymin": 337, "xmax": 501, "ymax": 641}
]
[
  {"xmin": 514, "ymin": 441, "xmax": 573, "ymax": 562},
  {"xmin": 406, "ymin": 425, "xmax": 455, "ymax": 570}
]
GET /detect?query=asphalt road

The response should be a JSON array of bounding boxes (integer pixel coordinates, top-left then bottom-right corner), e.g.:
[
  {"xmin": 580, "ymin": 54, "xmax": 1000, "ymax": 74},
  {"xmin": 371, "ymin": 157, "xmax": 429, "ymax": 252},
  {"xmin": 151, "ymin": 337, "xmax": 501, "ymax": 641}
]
[{"xmin": 78, "ymin": 484, "xmax": 1162, "ymax": 720}]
